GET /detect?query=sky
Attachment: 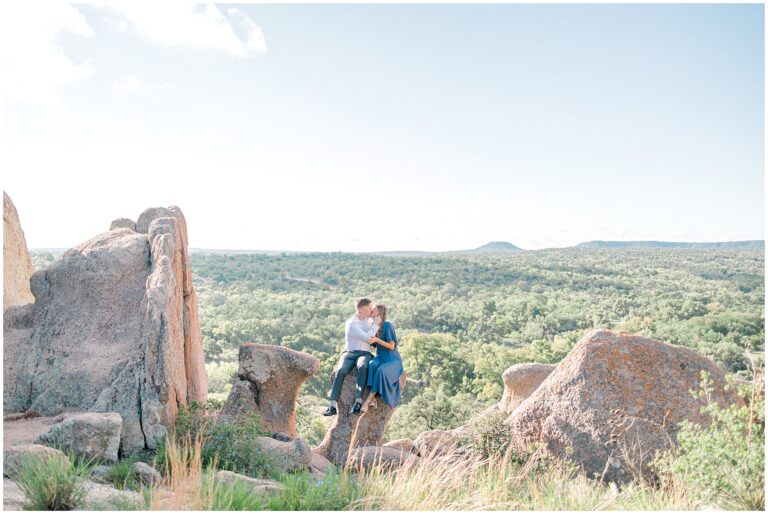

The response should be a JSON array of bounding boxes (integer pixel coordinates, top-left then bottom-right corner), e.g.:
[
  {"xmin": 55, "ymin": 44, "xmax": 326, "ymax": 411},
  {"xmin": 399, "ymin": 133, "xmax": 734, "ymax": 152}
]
[{"xmin": 0, "ymin": 2, "xmax": 764, "ymax": 252}]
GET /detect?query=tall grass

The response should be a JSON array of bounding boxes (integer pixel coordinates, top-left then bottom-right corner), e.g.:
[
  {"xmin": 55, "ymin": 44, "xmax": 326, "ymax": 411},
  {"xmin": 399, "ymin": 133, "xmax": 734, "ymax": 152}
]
[
  {"xmin": 148, "ymin": 434, "xmax": 359, "ymax": 510},
  {"xmin": 148, "ymin": 433, "xmax": 217, "ymax": 510},
  {"xmin": 350, "ymin": 445, "xmax": 694, "ymax": 511},
  {"xmin": 11, "ymin": 452, "xmax": 94, "ymax": 510},
  {"xmin": 150, "ymin": 420, "xmax": 762, "ymax": 511}
]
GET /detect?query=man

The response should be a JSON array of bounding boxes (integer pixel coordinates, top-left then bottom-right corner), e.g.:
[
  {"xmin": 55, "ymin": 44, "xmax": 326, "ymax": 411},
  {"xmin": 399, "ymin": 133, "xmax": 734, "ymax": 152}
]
[{"xmin": 323, "ymin": 298, "xmax": 380, "ymax": 416}]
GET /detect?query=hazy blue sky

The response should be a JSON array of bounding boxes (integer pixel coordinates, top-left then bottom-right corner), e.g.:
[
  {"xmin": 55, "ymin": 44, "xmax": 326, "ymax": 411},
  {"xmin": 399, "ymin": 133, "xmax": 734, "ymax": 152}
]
[{"xmin": 1, "ymin": 3, "xmax": 764, "ymax": 251}]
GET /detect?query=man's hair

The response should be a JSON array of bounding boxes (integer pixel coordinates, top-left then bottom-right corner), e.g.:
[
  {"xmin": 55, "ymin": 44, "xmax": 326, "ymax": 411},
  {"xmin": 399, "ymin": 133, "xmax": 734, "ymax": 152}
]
[{"xmin": 355, "ymin": 298, "xmax": 372, "ymax": 309}]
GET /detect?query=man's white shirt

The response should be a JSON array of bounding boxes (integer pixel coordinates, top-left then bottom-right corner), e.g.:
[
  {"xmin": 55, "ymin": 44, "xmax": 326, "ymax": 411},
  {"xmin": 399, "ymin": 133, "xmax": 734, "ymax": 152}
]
[{"xmin": 344, "ymin": 314, "xmax": 379, "ymax": 353}]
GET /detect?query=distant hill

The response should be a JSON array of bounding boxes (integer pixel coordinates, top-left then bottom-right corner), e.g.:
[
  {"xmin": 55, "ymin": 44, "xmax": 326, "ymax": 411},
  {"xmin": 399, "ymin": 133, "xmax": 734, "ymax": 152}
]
[
  {"xmin": 450, "ymin": 241, "xmax": 525, "ymax": 254},
  {"xmin": 575, "ymin": 240, "xmax": 765, "ymax": 250},
  {"xmin": 374, "ymin": 241, "xmax": 525, "ymax": 256}
]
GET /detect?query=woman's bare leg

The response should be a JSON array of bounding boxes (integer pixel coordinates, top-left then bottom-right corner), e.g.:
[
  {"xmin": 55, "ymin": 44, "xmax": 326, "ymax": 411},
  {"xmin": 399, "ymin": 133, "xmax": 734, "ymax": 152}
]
[{"xmin": 360, "ymin": 392, "xmax": 377, "ymax": 413}]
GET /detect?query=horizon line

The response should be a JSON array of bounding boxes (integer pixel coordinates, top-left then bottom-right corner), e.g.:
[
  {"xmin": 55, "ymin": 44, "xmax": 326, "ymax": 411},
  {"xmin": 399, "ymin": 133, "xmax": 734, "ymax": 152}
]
[{"xmin": 29, "ymin": 238, "xmax": 766, "ymax": 254}]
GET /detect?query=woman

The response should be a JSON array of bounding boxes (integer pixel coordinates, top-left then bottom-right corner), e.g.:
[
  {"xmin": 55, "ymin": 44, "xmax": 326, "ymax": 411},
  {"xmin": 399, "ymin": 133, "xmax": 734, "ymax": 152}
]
[{"xmin": 362, "ymin": 303, "xmax": 404, "ymax": 411}]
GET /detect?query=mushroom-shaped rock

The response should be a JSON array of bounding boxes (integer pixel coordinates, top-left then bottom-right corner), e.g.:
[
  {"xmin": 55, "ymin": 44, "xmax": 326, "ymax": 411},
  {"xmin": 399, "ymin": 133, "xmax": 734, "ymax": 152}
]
[
  {"xmin": 36, "ymin": 412, "xmax": 123, "ymax": 463},
  {"xmin": 382, "ymin": 438, "xmax": 418, "ymax": 455},
  {"xmin": 347, "ymin": 446, "xmax": 420, "ymax": 470},
  {"xmin": 109, "ymin": 218, "xmax": 136, "ymax": 231},
  {"xmin": 313, "ymin": 367, "xmax": 396, "ymax": 465},
  {"xmin": 413, "ymin": 430, "xmax": 458, "ymax": 457},
  {"xmin": 507, "ymin": 329, "xmax": 744, "ymax": 484},
  {"xmin": 499, "ymin": 363, "xmax": 555, "ymax": 416},
  {"xmin": 219, "ymin": 343, "xmax": 320, "ymax": 438},
  {"xmin": 256, "ymin": 436, "xmax": 312, "ymax": 473}
]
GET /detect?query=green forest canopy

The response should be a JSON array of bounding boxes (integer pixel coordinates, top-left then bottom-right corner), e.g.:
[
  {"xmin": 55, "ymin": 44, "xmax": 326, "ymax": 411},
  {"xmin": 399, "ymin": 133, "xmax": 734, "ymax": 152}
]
[{"xmin": 31, "ymin": 248, "xmax": 765, "ymax": 440}]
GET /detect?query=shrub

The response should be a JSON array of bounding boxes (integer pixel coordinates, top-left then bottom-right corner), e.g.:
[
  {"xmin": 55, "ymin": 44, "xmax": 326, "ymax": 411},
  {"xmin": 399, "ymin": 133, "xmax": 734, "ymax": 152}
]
[
  {"xmin": 158, "ymin": 399, "xmax": 272, "ymax": 478},
  {"xmin": 386, "ymin": 386, "xmax": 483, "ymax": 440},
  {"xmin": 653, "ymin": 370, "xmax": 765, "ymax": 510},
  {"xmin": 205, "ymin": 361, "xmax": 238, "ymax": 395},
  {"xmin": 455, "ymin": 408, "xmax": 519, "ymax": 460},
  {"xmin": 11, "ymin": 452, "xmax": 93, "ymax": 510}
]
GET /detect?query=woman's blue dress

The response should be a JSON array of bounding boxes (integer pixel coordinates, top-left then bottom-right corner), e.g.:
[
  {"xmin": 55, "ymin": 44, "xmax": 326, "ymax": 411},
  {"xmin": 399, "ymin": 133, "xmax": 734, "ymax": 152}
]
[{"xmin": 367, "ymin": 320, "xmax": 404, "ymax": 408}]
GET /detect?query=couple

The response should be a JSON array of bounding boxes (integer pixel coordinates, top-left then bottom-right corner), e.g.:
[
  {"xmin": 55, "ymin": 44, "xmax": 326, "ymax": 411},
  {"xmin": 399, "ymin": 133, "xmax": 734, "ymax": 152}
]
[{"xmin": 323, "ymin": 297, "xmax": 404, "ymax": 416}]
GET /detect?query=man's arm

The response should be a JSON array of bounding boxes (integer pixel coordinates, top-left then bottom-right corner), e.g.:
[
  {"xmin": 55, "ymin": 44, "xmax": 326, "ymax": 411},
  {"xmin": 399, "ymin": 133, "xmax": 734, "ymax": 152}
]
[{"xmin": 346, "ymin": 319, "xmax": 378, "ymax": 343}]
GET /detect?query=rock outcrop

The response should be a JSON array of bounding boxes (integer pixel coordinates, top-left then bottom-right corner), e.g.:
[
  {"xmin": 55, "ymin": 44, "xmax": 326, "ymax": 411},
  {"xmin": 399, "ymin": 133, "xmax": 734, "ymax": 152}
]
[
  {"xmin": 3, "ymin": 206, "xmax": 207, "ymax": 451},
  {"xmin": 3, "ymin": 192, "xmax": 34, "ymax": 308},
  {"xmin": 314, "ymin": 367, "xmax": 396, "ymax": 465},
  {"xmin": 219, "ymin": 343, "xmax": 320, "ymax": 438},
  {"xmin": 36, "ymin": 412, "xmax": 122, "ymax": 463},
  {"xmin": 499, "ymin": 363, "xmax": 555, "ymax": 416},
  {"xmin": 507, "ymin": 329, "xmax": 743, "ymax": 483}
]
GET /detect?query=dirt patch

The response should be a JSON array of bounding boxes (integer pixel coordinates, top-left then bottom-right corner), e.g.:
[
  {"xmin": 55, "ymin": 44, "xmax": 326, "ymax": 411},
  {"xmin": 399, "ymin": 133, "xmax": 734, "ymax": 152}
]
[{"xmin": 3, "ymin": 412, "xmax": 85, "ymax": 448}]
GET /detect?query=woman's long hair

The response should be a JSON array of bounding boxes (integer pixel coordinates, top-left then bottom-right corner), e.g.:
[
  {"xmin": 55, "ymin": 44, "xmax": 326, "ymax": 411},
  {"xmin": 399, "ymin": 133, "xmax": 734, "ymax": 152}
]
[{"xmin": 375, "ymin": 303, "xmax": 388, "ymax": 339}]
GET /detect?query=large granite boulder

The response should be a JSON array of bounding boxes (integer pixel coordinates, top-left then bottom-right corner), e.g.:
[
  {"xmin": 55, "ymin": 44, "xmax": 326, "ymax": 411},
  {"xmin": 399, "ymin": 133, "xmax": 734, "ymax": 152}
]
[
  {"xmin": 314, "ymin": 367, "xmax": 396, "ymax": 465},
  {"xmin": 3, "ymin": 444, "xmax": 69, "ymax": 480},
  {"xmin": 3, "ymin": 192, "xmax": 34, "ymax": 308},
  {"xmin": 507, "ymin": 329, "xmax": 744, "ymax": 483},
  {"xmin": 3, "ymin": 206, "xmax": 207, "ymax": 451},
  {"xmin": 257, "ymin": 436, "xmax": 312, "ymax": 473},
  {"xmin": 382, "ymin": 438, "xmax": 418, "ymax": 455},
  {"xmin": 499, "ymin": 363, "xmax": 555, "ymax": 416},
  {"xmin": 219, "ymin": 343, "xmax": 320, "ymax": 438},
  {"xmin": 309, "ymin": 451, "xmax": 335, "ymax": 476},
  {"xmin": 36, "ymin": 412, "xmax": 122, "ymax": 463},
  {"xmin": 109, "ymin": 218, "xmax": 136, "ymax": 231},
  {"xmin": 347, "ymin": 445, "xmax": 420, "ymax": 470},
  {"xmin": 4, "ymin": 477, "xmax": 27, "ymax": 510},
  {"xmin": 132, "ymin": 462, "xmax": 162, "ymax": 486},
  {"xmin": 214, "ymin": 470, "xmax": 285, "ymax": 495},
  {"xmin": 413, "ymin": 429, "xmax": 458, "ymax": 457}
]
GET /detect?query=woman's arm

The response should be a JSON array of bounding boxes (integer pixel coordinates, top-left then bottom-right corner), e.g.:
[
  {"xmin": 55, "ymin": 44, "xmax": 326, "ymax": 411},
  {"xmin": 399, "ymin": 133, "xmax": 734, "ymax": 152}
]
[{"xmin": 368, "ymin": 336, "xmax": 395, "ymax": 350}]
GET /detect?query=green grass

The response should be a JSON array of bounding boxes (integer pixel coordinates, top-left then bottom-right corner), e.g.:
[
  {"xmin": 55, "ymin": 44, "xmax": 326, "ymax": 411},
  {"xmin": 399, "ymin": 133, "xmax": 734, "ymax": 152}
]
[
  {"xmin": 11, "ymin": 452, "xmax": 94, "ymax": 511},
  {"xmin": 106, "ymin": 459, "xmax": 141, "ymax": 491},
  {"xmin": 206, "ymin": 468, "xmax": 360, "ymax": 511},
  {"xmin": 157, "ymin": 400, "xmax": 273, "ymax": 479}
]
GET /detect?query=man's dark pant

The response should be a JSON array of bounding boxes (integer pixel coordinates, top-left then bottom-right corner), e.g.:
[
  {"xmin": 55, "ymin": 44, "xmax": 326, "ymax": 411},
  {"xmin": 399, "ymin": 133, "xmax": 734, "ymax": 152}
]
[{"xmin": 330, "ymin": 350, "xmax": 373, "ymax": 402}]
